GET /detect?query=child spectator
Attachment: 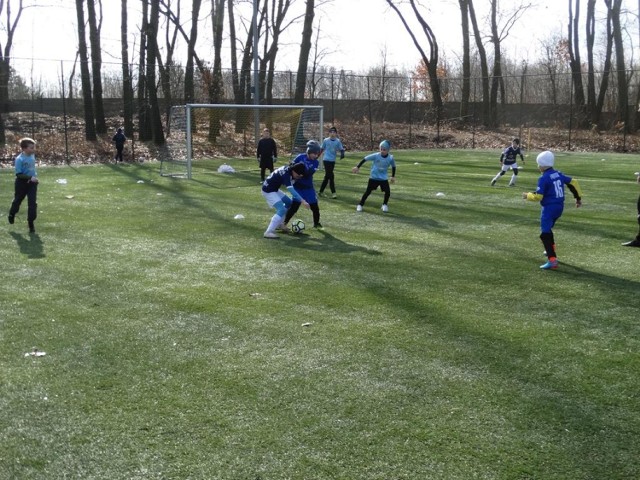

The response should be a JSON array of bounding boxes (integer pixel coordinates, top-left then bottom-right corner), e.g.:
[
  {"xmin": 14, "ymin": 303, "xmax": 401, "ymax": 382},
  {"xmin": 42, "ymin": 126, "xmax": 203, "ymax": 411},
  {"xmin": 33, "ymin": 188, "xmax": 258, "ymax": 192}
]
[{"xmin": 8, "ymin": 137, "xmax": 39, "ymax": 233}]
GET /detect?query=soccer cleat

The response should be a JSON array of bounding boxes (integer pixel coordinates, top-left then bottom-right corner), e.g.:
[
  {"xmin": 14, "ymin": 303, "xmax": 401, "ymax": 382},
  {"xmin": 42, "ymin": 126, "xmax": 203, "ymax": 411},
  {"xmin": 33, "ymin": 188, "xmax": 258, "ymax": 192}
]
[
  {"xmin": 381, "ymin": 204, "xmax": 389, "ymax": 213},
  {"xmin": 8, "ymin": 215, "xmax": 14, "ymax": 224},
  {"xmin": 491, "ymin": 179, "xmax": 497, "ymax": 186},
  {"xmin": 540, "ymin": 259, "xmax": 558, "ymax": 270},
  {"xmin": 331, "ymin": 193, "xmax": 338, "ymax": 199},
  {"xmin": 319, "ymin": 191, "xmax": 327, "ymax": 198},
  {"xmin": 622, "ymin": 238, "xmax": 640, "ymax": 247},
  {"xmin": 508, "ymin": 182, "xmax": 516, "ymax": 187},
  {"xmin": 263, "ymin": 231, "xmax": 279, "ymax": 239},
  {"xmin": 356, "ymin": 205, "xmax": 363, "ymax": 212},
  {"xmin": 313, "ymin": 222, "xmax": 324, "ymax": 229},
  {"xmin": 28, "ymin": 222, "xmax": 35, "ymax": 233},
  {"xmin": 277, "ymin": 222, "xmax": 289, "ymax": 233}
]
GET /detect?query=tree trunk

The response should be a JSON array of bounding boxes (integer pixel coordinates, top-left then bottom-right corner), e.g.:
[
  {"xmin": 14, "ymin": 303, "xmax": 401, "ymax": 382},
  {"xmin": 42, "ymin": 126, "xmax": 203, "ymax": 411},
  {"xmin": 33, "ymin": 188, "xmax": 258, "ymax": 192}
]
[
  {"xmin": 458, "ymin": 0, "xmax": 470, "ymax": 121},
  {"xmin": 385, "ymin": 0, "xmax": 443, "ymax": 114},
  {"xmin": 138, "ymin": 0, "xmax": 152, "ymax": 141},
  {"xmin": 208, "ymin": 0, "xmax": 225, "ymax": 140},
  {"xmin": 489, "ymin": 0, "xmax": 501, "ymax": 127},
  {"xmin": 0, "ymin": 1, "xmax": 26, "ymax": 143},
  {"xmin": 467, "ymin": 0, "xmax": 490, "ymax": 126},
  {"xmin": 146, "ymin": 0, "xmax": 165, "ymax": 144},
  {"xmin": 568, "ymin": 0, "xmax": 586, "ymax": 127},
  {"xmin": 606, "ymin": 0, "xmax": 628, "ymax": 131},
  {"xmin": 121, "ymin": 0, "xmax": 134, "ymax": 137},
  {"xmin": 86, "ymin": 0, "xmax": 106, "ymax": 133},
  {"xmin": 75, "ymin": 0, "xmax": 97, "ymax": 141},
  {"xmin": 585, "ymin": 0, "xmax": 597, "ymax": 123},
  {"xmin": 294, "ymin": 0, "xmax": 315, "ymax": 104},
  {"xmin": 184, "ymin": 0, "xmax": 202, "ymax": 104}
]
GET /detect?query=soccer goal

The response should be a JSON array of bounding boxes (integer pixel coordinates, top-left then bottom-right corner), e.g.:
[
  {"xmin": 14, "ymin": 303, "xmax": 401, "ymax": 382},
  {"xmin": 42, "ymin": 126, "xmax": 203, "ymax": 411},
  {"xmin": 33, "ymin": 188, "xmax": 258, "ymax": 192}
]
[{"xmin": 161, "ymin": 104, "xmax": 324, "ymax": 179}]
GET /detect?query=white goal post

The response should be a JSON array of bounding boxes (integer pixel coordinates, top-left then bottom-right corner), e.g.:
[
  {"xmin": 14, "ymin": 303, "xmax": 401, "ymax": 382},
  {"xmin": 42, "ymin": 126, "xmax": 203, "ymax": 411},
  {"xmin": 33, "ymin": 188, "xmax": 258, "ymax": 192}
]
[{"xmin": 162, "ymin": 103, "xmax": 324, "ymax": 179}]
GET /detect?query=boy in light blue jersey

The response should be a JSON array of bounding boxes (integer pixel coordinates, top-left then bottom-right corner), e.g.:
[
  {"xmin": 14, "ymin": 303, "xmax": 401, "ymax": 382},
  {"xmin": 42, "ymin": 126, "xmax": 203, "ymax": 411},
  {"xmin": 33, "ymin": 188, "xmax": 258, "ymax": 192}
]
[
  {"xmin": 261, "ymin": 162, "xmax": 309, "ymax": 239},
  {"xmin": 352, "ymin": 140, "xmax": 396, "ymax": 213},
  {"xmin": 522, "ymin": 150, "xmax": 583, "ymax": 270},
  {"xmin": 283, "ymin": 141, "xmax": 323, "ymax": 229},
  {"xmin": 8, "ymin": 137, "xmax": 39, "ymax": 233},
  {"xmin": 318, "ymin": 127, "xmax": 345, "ymax": 199}
]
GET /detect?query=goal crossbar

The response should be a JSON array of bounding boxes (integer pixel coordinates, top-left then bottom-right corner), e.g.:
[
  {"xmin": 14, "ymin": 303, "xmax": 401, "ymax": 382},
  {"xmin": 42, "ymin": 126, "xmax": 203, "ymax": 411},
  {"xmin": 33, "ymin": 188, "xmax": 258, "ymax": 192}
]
[{"xmin": 180, "ymin": 103, "xmax": 324, "ymax": 179}]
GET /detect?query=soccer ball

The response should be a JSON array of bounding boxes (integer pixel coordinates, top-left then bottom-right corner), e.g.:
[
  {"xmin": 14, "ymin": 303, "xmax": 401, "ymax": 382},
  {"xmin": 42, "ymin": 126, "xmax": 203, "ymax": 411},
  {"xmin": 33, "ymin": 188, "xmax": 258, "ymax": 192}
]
[{"xmin": 291, "ymin": 219, "xmax": 305, "ymax": 234}]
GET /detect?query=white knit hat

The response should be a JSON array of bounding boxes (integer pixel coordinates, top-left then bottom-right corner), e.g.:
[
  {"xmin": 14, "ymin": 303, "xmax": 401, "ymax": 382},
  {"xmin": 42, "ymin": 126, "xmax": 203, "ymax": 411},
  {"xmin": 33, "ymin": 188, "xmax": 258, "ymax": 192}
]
[{"xmin": 536, "ymin": 150, "xmax": 555, "ymax": 168}]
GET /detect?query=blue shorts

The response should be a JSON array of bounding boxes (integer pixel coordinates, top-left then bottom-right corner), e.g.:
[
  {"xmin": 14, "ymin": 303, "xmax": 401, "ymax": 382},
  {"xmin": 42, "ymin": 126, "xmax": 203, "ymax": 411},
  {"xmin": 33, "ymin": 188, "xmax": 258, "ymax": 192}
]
[{"xmin": 540, "ymin": 204, "xmax": 563, "ymax": 233}]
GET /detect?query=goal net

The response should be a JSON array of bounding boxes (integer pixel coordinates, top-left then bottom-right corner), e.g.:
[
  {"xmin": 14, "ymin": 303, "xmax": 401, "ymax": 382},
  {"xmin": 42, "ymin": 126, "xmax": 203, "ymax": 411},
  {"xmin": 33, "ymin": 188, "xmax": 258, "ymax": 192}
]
[{"xmin": 161, "ymin": 104, "xmax": 324, "ymax": 179}]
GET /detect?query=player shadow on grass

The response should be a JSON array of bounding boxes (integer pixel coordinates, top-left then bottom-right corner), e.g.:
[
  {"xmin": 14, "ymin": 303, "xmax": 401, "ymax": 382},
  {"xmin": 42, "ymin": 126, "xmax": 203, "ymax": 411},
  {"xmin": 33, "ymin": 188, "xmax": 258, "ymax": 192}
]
[
  {"xmin": 283, "ymin": 229, "xmax": 382, "ymax": 256},
  {"xmin": 555, "ymin": 262, "xmax": 640, "ymax": 294},
  {"xmin": 9, "ymin": 231, "xmax": 45, "ymax": 259}
]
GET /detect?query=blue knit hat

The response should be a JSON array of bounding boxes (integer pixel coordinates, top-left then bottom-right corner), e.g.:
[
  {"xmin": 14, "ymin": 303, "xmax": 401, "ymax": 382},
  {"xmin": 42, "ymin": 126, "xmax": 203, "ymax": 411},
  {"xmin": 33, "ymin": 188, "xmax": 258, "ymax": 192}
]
[{"xmin": 379, "ymin": 140, "xmax": 391, "ymax": 150}]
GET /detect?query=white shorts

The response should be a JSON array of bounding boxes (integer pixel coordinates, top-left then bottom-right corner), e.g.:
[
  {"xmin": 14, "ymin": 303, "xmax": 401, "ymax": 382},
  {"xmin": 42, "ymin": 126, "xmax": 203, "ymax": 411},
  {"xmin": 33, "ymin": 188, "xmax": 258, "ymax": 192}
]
[
  {"xmin": 262, "ymin": 190, "xmax": 285, "ymax": 207},
  {"xmin": 501, "ymin": 162, "xmax": 520, "ymax": 172}
]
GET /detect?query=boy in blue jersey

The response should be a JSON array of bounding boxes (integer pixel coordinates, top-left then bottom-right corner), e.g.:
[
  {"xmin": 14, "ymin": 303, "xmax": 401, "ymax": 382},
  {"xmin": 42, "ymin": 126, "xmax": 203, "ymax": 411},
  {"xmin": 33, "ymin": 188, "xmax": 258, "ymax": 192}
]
[
  {"xmin": 522, "ymin": 150, "xmax": 583, "ymax": 269},
  {"xmin": 318, "ymin": 127, "xmax": 345, "ymax": 199},
  {"xmin": 8, "ymin": 137, "xmax": 39, "ymax": 233},
  {"xmin": 621, "ymin": 173, "xmax": 640, "ymax": 247},
  {"xmin": 283, "ymin": 141, "xmax": 323, "ymax": 229},
  {"xmin": 261, "ymin": 162, "xmax": 308, "ymax": 239},
  {"xmin": 352, "ymin": 140, "xmax": 396, "ymax": 213},
  {"xmin": 491, "ymin": 137, "xmax": 525, "ymax": 187}
]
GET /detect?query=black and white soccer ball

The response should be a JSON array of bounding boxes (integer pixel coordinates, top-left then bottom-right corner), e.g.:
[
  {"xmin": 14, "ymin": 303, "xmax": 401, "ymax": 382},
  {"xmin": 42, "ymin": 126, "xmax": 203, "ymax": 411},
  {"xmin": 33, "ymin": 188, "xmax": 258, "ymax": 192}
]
[{"xmin": 291, "ymin": 219, "xmax": 305, "ymax": 234}]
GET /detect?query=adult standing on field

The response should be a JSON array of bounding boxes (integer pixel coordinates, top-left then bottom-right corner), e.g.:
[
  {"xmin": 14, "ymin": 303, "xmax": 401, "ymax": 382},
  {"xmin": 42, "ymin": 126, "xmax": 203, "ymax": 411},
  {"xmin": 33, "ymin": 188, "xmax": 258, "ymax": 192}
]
[
  {"xmin": 318, "ymin": 126, "xmax": 345, "ymax": 199},
  {"xmin": 112, "ymin": 128, "xmax": 127, "ymax": 163},
  {"xmin": 256, "ymin": 128, "xmax": 278, "ymax": 182},
  {"xmin": 621, "ymin": 172, "xmax": 640, "ymax": 247}
]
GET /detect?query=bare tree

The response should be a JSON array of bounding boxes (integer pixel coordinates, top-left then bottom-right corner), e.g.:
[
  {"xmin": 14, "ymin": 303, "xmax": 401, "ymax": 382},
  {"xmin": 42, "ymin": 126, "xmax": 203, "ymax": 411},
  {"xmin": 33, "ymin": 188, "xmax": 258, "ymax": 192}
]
[
  {"xmin": 120, "ymin": 0, "xmax": 134, "ymax": 137},
  {"xmin": 458, "ymin": 0, "xmax": 471, "ymax": 120},
  {"xmin": 227, "ymin": 0, "xmax": 254, "ymax": 104},
  {"xmin": 294, "ymin": 0, "xmax": 315, "ymax": 104},
  {"xmin": 86, "ymin": 0, "xmax": 106, "ymax": 133},
  {"xmin": 157, "ymin": 0, "xmax": 182, "ymax": 128},
  {"xmin": 605, "ymin": 0, "xmax": 628, "ymax": 131},
  {"xmin": 488, "ymin": 0, "xmax": 531, "ymax": 127},
  {"xmin": 184, "ymin": 0, "xmax": 203, "ymax": 104},
  {"xmin": 75, "ymin": 0, "xmax": 97, "ymax": 140},
  {"xmin": 0, "ymin": 0, "xmax": 27, "ymax": 143},
  {"xmin": 138, "ymin": 0, "xmax": 151, "ymax": 141},
  {"xmin": 385, "ymin": 0, "xmax": 443, "ymax": 114},
  {"xmin": 568, "ymin": 0, "xmax": 586, "ymax": 121},
  {"xmin": 467, "ymin": 0, "xmax": 490, "ymax": 125},
  {"xmin": 144, "ymin": 0, "xmax": 165, "ymax": 144}
]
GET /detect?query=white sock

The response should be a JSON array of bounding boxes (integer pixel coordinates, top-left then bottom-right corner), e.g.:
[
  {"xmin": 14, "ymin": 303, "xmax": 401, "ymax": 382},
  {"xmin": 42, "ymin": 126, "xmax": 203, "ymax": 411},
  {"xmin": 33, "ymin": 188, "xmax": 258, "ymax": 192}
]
[{"xmin": 267, "ymin": 214, "xmax": 283, "ymax": 233}]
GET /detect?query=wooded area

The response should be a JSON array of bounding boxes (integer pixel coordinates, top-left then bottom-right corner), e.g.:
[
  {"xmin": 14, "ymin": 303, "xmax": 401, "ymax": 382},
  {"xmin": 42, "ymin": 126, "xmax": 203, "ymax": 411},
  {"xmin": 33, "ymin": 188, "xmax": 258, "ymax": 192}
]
[{"xmin": 1, "ymin": 0, "xmax": 639, "ymax": 147}]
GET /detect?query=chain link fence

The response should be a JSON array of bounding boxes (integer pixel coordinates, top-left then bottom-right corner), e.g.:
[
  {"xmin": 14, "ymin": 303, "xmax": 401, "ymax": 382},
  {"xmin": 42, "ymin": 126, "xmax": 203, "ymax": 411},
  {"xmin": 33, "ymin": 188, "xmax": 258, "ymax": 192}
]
[{"xmin": 5, "ymin": 58, "xmax": 640, "ymax": 156}]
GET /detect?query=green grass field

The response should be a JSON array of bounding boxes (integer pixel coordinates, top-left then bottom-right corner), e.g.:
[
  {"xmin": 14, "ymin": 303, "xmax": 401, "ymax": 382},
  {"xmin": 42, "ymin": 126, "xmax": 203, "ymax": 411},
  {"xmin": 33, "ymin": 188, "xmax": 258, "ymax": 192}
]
[{"xmin": 1, "ymin": 149, "xmax": 639, "ymax": 479}]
